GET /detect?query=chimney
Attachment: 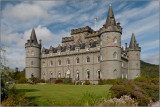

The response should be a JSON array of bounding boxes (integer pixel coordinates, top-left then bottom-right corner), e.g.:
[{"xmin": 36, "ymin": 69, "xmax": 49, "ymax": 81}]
[{"xmin": 125, "ymin": 43, "xmax": 127, "ymax": 49}]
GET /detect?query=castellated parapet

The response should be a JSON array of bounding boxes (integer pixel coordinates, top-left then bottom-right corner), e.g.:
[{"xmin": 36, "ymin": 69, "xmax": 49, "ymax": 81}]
[{"xmin": 25, "ymin": 4, "xmax": 141, "ymax": 84}]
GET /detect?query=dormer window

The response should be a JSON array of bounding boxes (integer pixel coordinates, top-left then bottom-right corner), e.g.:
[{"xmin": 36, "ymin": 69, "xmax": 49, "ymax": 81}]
[
  {"xmin": 76, "ymin": 47, "xmax": 80, "ymax": 52},
  {"xmin": 66, "ymin": 49, "xmax": 70, "ymax": 54},
  {"xmin": 57, "ymin": 50, "xmax": 61, "ymax": 55},
  {"xmin": 113, "ymin": 37, "xmax": 117, "ymax": 43}
]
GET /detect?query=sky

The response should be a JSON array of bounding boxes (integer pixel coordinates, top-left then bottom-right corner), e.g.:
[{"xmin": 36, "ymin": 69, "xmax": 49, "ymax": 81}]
[{"xmin": 1, "ymin": 0, "xmax": 159, "ymax": 70}]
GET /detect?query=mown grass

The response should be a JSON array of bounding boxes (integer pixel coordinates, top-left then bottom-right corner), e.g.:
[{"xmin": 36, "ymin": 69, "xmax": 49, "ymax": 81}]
[{"xmin": 13, "ymin": 84, "xmax": 111, "ymax": 106}]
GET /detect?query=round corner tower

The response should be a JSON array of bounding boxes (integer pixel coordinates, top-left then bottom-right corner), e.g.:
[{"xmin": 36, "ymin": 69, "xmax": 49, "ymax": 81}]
[
  {"xmin": 25, "ymin": 28, "xmax": 41, "ymax": 79},
  {"xmin": 99, "ymin": 4, "xmax": 122, "ymax": 79},
  {"xmin": 127, "ymin": 33, "xmax": 141, "ymax": 80}
]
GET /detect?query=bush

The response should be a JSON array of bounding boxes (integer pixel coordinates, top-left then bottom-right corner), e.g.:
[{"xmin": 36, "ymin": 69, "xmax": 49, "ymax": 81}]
[
  {"xmin": 134, "ymin": 77, "xmax": 148, "ymax": 82},
  {"xmin": 18, "ymin": 77, "xmax": 27, "ymax": 83},
  {"xmin": 55, "ymin": 78, "xmax": 63, "ymax": 84},
  {"xmin": 106, "ymin": 79, "xmax": 120, "ymax": 85},
  {"xmin": 29, "ymin": 77, "xmax": 45, "ymax": 84},
  {"xmin": 98, "ymin": 79, "xmax": 106, "ymax": 85},
  {"xmin": 150, "ymin": 78, "xmax": 159, "ymax": 85},
  {"xmin": 84, "ymin": 80, "xmax": 90, "ymax": 85},
  {"xmin": 110, "ymin": 81, "xmax": 159, "ymax": 106},
  {"xmin": 62, "ymin": 78, "xmax": 72, "ymax": 84}
]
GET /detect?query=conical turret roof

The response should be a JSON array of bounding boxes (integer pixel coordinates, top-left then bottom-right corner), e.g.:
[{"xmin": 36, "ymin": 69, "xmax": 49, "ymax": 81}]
[
  {"xmin": 105, "ymin": 4, "xmax": 116, "ymax": 27},
  {"xmin": 129, "ymin": 33, "xmax": 137, "ymax": 48},
  {"xmin": 30, "ymin": 28, "xmax": 38, "ymax": 44}
]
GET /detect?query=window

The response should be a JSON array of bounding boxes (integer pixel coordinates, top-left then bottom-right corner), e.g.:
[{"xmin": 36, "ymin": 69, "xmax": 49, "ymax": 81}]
[
  {"xmin": 66, "ymin": 70, "xmax": 70, "ymax": 78},
  {"xmin": 31, "ymin": 51, "xmax": 34, "ymax": 56},
  {"xmin": 113, "ymin": 52, "xmax": 117, "ymax": 59},
  {"xmin": 113, "ymin": 37, "xmax": 117, "ymax": 43},
  {"xmin": 76, "ymin": 48, "xmax": 80, "ymax": 52},
  {"xmin": 50, "ymin": 53, "xmax": 52, "ymax": 56},
  {"xmin": 58, "ymin": 72, "xmax": 61, "ymax": 78},
  {"xmin": 66, "ymin": 49, "xmax": 70, "ymax": 54},
  {"xmin": 97, "ymin": 46, "xmax": 100, "ymax": 50},
  {"xmin": 58, "ymin": 60, "xmax": 61, "ymax": 65},
  {"xmin": 87, "ymin": 57, "xmax": 90, "ymax": 63},
  {"xmin": 98, "ymin": 70, "xmax": 101, "ymax": 79},
  {"xmin": 31, "ymin": 73, "xmax": 34, "ymax": 77},
  {"xmin": 86, "ymin": 47, "xmax": 90, "ymax": 51},
  {"xmin": 76, "ymin": 71, "xmax": 79, "ymax": 80},
  {"xmin": 122, "ymin": 74, "xmax": 123, "ymax": 79},
  {"xmin": 31, "ymin": 61, "xmax": 34, "ymax": 65},
  {"xmin": 98, "ymin": 56, "xmax": 100, "ymax": 62},
  {"xmin": 76, "ymin": 57, "xmax": 80, "ymax": 63},
  {"xmin": 122, "ymin": 62, "xmax": 124, "ymax": 67},
  {"xmin": 113, "ymin": 69, "xmax": 117, "ymax": 78},
  {"xmin": 87, "ymin": 71, "xmax": 90, "ymax": 79},
  {"xmin": 43, "ymin": 61, "xmax": 45, "ymax": 66},
  {"xmin": 43, "ymin": 73, "xmax": 45, "ymax": 79},
  {"xmin": 51, "ymin": 72, "xmax": 53, "ymax": 75},
  {"xmin": 50, "ymin": 61, "xmax": 53, "ymax": 66},
  {"xmin": 67, "ymin": 58, "xmax": 70, "ymax": 65},
  {"xmin": 57, "ymin": 51, "xmax": 61, "ymax": 55}
]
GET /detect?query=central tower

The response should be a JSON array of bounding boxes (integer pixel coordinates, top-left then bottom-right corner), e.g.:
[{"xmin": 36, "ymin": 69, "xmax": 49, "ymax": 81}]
[{"xmin": 100, "ymin": 4, "xmax": 122, "ymax": 79}]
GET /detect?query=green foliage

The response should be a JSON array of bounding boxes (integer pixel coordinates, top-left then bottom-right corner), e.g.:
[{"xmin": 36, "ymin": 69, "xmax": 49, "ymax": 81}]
[
  {"xmin": 18, "ymin": 77, "xmax": 27, "ymax": 83},
  {"xmin": 29, "ymin": 77, "xmax": 45, "ymax": 84},
  {"xmin": 150, "ymin": 78, "xmax": 159, "ymax": 85},
  {"xmin": 134, "ymin": 77, "xmax": 148, "ymax": 82},
  {"xmin": 110, "ymin": 81, "xmax": 159, "ymax": 106},
  {"xmin": 55, "ymin": 78, "xmax": 63, "ymax": 84},
  {"xmin": 1, "ymin": 86, "xmax": 36, "ymax": 106},
  {"xmin": 140, "ymin": 60, "xmax": 159, "ymax": 78},
  {"xmin": 84, "ymin": 80, "xmax": 90, "ymax": 85},
  {"xmin": 98, "ymin": 79, "xmax": 120, "ymax": 85},
  {"xmin": 62, "ymin": 78, "xmax": 72, "ymax": 84}
]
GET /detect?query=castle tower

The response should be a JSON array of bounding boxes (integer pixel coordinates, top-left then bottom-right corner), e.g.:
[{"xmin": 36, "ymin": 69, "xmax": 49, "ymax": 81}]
[
  {"xmin": 127, "ymin": 33, "xmax": 141, "ymax": 79},
  {"xmin": 100, "ymin": 4, "xmax": 122, "ymax": 79},
  {"xmin": 25, "ymin": 28, "xmax": 41, "ymax": 79}
]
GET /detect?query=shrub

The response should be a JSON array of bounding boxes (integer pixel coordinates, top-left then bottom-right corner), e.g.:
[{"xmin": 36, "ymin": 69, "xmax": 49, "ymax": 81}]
[
  {"xmin": 110, "ymin": 81, "xmax": 159, "ymax": 106},
  {"xmin": 62, "ymin": 78, "xmax": 72, "ymax": 84},
  {"xmin": 150, "ymin": 78, "xmax": 159, "ymax": 85},
  {"xmin": 18, "ymin": 77, "xmax": 27, "ymax": 83},
  {"xmin": 84, "ymin": 80, "xmax": 90, "ymax": 85},
  {"xmin": 106, "ymin": 79, "xmax": 120, "ymax": 85},
  {"xmin": 55, "ymin": 78, "xmax": 63, "ymax": 84},
  {"xmin": 103, "ymin": 95, "xmax": 138, "ymax": 106},
  {"xmin": 134, "ymin": 77, "xmax": 148, "ymax": 82},
  {"xmin": 98, "ymin": 79, "xmax": 106, "ymax": 85}
]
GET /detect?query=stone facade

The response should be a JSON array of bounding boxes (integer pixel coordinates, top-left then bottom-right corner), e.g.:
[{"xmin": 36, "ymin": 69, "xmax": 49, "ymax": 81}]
[{"xmin": 25, "ymin": 4, "xmax": 141, "ymax": 84}]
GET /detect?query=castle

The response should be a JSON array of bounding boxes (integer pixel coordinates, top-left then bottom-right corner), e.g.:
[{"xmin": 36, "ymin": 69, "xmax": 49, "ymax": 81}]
[{"xmin": 25, "ymin": 4, "xmax": 141, "ymax": 84}]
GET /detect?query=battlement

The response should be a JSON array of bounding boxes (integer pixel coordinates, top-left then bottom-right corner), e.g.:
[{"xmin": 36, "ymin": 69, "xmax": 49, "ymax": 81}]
[
  {"xmin": 62, "ymin": 36, "xmax": 74, "ymax": 43},
  {"xmin": 25, "ymin": 42, "xmax": 41, "ymax": 48},
  {"xmin": 85, "ymin": 31, "xmax": 99, "ymax": 38},
  {"xmin": 71, "ymin": 26, "xmax": 94, "ymax": 35}
]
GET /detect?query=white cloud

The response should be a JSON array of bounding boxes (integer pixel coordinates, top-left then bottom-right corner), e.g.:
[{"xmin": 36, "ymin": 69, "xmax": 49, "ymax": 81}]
[
  {"xmin": 142, "ymin": 52, "xmax": 159, "ymax": 65},
  {"xmin": 141, "ymin": 40, "xmax": 159, "ymax": 52}
]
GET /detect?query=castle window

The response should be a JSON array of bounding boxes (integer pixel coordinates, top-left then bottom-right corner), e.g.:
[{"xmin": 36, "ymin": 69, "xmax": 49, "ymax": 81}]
[
  {"xmin": 113, "ymin": 37, "xmax": 117, "ymax": 43},
  {"xmin": 66, "ymin": 70, "xmax": 70, "ymax": 78},
  {"xmin": 76, "ymin": 57, "xmax": 80, "ymax": 63},
  {"xmin": 58, "ymin": 60, "xmax": 61, "ymax": 65},
  {"xmin": 122, "ymin": 62, "xmax": 124, "ymax": 67},
  {"xmin": 113, "ymin": 52, "xmax": 117, "ymax": 59},
  {"xmin": 98, "ymin": 70, "xmax": 101, "ymax": 79},
  {"xmin": 122, "ymin": 74, "xmax": 124, "ymax": 79},
  {"xmin": 31, "ymin": 61, "xmax": 34, "ymax": 65},
  {"xmin": 87, "ymin": 71, "xmax": 90, "ymax": 80},
  {"xmin": 31, "ymin": 51, "xmax": 34, "ymax": 56},
  {"xmin": 126, "ymin": 74, "xmax": 128, "ymax": 79},
  {"xmin": 113, "ymin": 69, "xmax": 117, "ymax": 78},
  {"xmin": 67, "ymin": 58, "xmax": 70, "ymax": 65},
  {"xmin": 58, "ymin": 72, "xmax": 61, "ymax": 78},
  {"xmin": 50, "ymin": 61, "xmax": 53, "ymax": 66},
  {"xmin": 97, "ymin": 46, "xmax": 100, "ymax": 50},
  {"xmin": 86, "ymin": 56, "xmax": 90, "ymax": 63},
  {"xmin": 43, "ymin": 61, "xmax": 45, "ymax": 66},
  {"xmin": 76, "ymin": 48, "xmax": 80, "ymax": 52},
  {"xmin": 51, "ymin": 72, "xmax": 53, "ymax": 75},
  {"xmin": 31, "ymin": 73, "xmax": 34, "ymax": 77},
  {"xmin": 98, "ymin": 56, "xmax": 100, "ymax": 62},
  {"xmin": 57, "ymin": 51, "xmax": 61, "ymax": 55},
  {"xmin": 76, "ymin": 71, "xmax": 80, "ymax": 80},
  {"xmin": 66, "ymin": 49, "xmax": 70, "ymax": 54}
]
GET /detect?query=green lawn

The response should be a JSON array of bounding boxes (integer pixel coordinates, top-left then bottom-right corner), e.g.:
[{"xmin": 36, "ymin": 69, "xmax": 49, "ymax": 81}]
[{"xmin": 14, "ymin": 84, "xmax": 111, "ymax": 106}]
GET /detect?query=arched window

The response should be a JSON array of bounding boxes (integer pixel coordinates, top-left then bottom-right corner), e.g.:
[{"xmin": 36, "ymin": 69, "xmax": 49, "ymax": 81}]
[
  {"xmin": 113, "ymin": 52, "xmax": 117, "ymax": 59},
  {"xmin": 58, "ymin": 72, "xmax": 61, "ymax": 78},
  {"xmin": 31, "ymin": 61, "xmax": 34, "ymax": 65},
  {"xmin": 66, "ymin": 70, "xmax": 70, "ymax": 78},
  {"xmin": 50, "ymin": 72, "xmax": 53, "ymax": 78},
  {"xmin": 122, "ymin": 62, "xmax": 124, "ymax": 67},
  {"xmin": 113, "ymin": 37, "xmax": 117, "ymax": 43},
  {"xmin": 50, "ymin": 61, "xmax": 53, "ymax": 66},
  {"xmin": 76, "ymin": 57, "xmax": 80, "ymax": 63},
  {"xmin": 31, "ymin": 73, "xmax": 34, "ymax": 77},
  {"xmin": 87, "ymin": 56, "xmax": 90, "ymax": 63},
  {"xmin": 67, "ymin": 58, "xmax": 70, "ymax": 65},
  {"xmin": 76, "ymin": 71, "xmax": 80, "ymax": 80},
  {"xmin": 122, "ymin": 74, "xmax": 124, "ymax": 79},
  {"xmin": 58, "ymin": 60, "xmax": 61, "ymax": 65},
  {"xmin": 97, "ymin": 56, "xmax": 100, "ymax": 62},
  {"xmin": 31, "ymin": 51, "xmax": 34, "ymax": 55},
  {"xmin": 98, "ymin": 70, "xmax": 101, "ymax": 79},
  {"xmin": 113, "ymin": 69, "xmax": 117, "ymax": 78},
  {"xmin": 43, "ymin": 73, "xmax": 45, "ymax": 79},
  {"xmin": 87, "ymin": 70, "xmax": 90, "ymax": 79}
]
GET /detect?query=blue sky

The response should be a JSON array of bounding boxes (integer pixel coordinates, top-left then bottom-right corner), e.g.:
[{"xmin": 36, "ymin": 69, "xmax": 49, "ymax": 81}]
[{"xmin": 1, "ymin": 0, "xmax": 159, "ymax": 70}]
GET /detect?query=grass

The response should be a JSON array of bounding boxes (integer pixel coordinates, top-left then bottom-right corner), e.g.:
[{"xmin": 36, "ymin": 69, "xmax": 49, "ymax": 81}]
[{"xmin": 13, "ymin": 84, "xmax": 111, "ymax": 106}]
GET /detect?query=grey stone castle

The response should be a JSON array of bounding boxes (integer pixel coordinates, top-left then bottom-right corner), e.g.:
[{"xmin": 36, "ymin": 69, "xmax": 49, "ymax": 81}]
[{"xmin": 25, "ymin": 4, "xmax": 141, "ymax": 84}]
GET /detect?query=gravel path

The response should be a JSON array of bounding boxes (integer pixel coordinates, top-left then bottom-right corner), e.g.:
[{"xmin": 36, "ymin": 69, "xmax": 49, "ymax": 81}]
[{"xmin": 151, "ymin": 101, "xmax": 159, "ymax": 107}]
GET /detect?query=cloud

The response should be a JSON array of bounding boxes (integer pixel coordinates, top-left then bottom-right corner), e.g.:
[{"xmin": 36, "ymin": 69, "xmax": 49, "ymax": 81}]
[
  {"xmin": 142, "ymin": 52, "xmax": 159, "ymax": 65},
  {"xmin": 141, "ymin": 40, "xmax": 159, "ymax": 52}
]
